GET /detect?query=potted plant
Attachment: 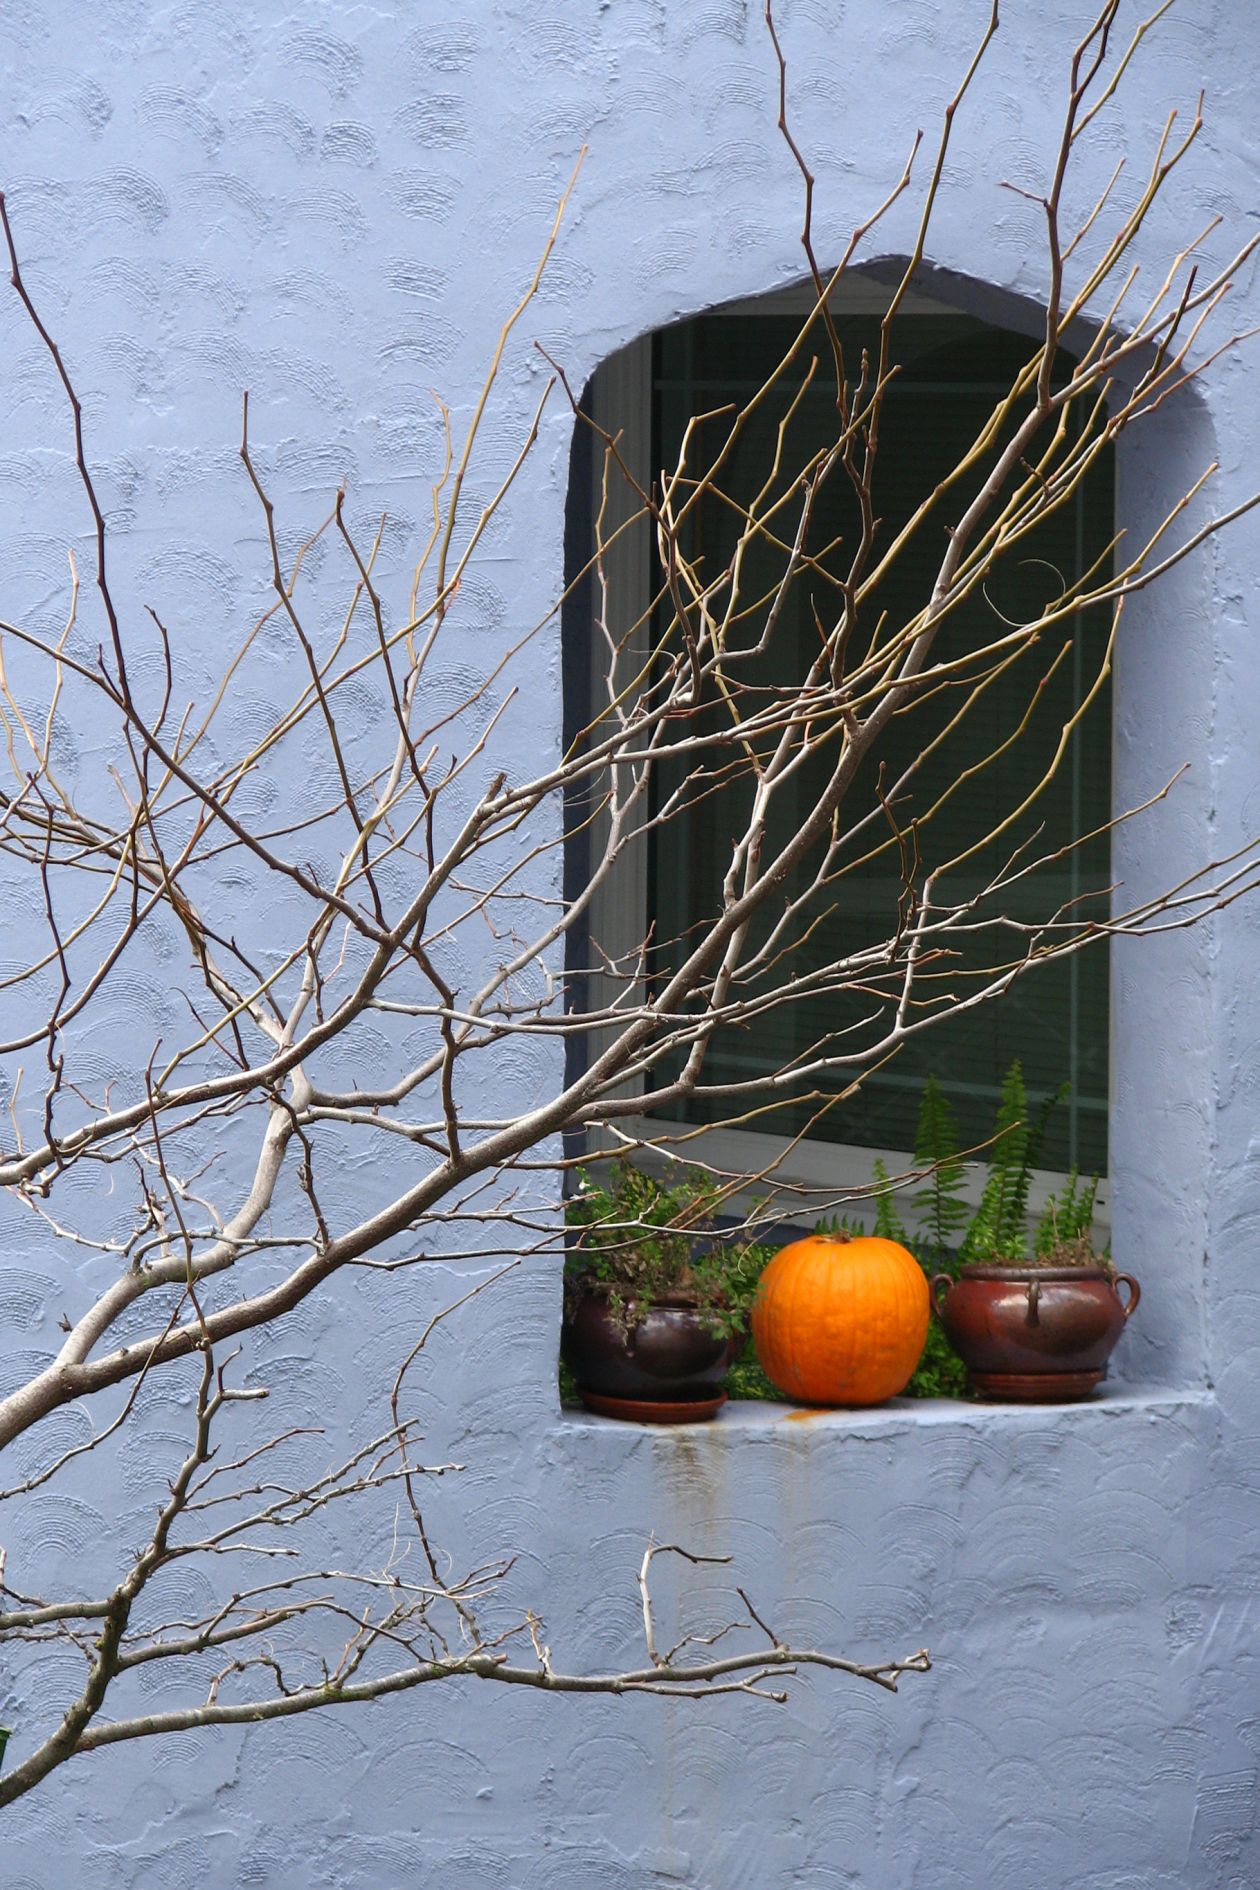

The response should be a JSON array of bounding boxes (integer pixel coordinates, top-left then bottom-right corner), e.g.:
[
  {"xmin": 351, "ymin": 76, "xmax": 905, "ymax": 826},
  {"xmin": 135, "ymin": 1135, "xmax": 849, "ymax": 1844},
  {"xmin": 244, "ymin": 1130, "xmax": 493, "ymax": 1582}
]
[
  {"xmin": 561, "ymin": 1161, "xmax": 772, "ymax": 1422},
  {"xmin": 918, "ymin": 1064, "xmax": 1140, "ymax": 1401}
]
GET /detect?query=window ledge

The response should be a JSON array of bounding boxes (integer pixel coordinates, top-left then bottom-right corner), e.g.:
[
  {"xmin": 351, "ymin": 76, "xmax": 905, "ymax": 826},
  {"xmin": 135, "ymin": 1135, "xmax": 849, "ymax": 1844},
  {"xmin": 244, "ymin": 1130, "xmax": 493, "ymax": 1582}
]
[{"xmin": 552, "ymin": 1385, "xmax": 1211, "ymax": 1440}]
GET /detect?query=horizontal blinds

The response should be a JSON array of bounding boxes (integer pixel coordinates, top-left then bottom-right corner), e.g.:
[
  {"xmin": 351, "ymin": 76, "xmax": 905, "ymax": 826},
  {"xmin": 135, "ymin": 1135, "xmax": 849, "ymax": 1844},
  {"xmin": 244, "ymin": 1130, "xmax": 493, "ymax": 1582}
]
[{"xmin": 649, "ymin": 315, "xmax": 1112, "ymax": 1174}]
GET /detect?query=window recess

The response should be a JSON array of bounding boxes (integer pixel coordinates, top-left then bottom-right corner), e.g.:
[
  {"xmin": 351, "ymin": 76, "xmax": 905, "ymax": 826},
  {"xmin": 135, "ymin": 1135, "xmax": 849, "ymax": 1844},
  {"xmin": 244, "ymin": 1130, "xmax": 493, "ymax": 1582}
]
[{"xmin": 577, "ymin": 279, "xmax": 1114, "ymax": 1217}]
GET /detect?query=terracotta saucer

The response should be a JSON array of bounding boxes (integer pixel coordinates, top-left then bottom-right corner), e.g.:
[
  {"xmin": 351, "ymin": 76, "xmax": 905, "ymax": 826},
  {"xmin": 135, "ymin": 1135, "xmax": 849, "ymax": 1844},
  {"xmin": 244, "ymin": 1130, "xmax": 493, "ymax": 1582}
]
[
  {"xmin": 578, "ymin": 1387, "xmax": 728, "ymax": 1424},
  {"xmin": 970, "ymin": 1369, "xmax": 1103, "ymax": 1402}
]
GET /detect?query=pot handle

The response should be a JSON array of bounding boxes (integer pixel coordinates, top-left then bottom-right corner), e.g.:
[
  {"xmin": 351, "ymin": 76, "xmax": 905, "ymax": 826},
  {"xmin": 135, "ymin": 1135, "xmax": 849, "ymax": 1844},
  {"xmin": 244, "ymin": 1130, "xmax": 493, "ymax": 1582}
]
[
  {"xmin": 929, "ymin": 1274, "xmax": 953, "ymax": 1319},
  {"xmin": 1026, "ymin": 1278, "xmax": 1041, "ymax": 1326},
  {"xmin": 1114, "ymin": 1272, "xmax": 1141, "ymax": 1319}
]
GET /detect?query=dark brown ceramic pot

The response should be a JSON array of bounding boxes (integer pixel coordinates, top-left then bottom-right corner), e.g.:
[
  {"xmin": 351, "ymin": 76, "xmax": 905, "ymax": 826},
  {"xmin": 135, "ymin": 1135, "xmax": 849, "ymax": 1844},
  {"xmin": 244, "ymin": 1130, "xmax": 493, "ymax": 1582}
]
[
  {"xmin": 929, "ymin": 1263, "xmax": 1140, "ymax": 1402},
  {"xmin": 561, "ymin": 1287, "xmax": 742, "ymax": 1419}
]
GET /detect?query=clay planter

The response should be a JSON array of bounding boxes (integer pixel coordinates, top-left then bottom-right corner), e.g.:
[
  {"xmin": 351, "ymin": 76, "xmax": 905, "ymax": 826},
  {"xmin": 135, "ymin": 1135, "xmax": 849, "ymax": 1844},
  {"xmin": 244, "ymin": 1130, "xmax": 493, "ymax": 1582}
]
[
  {"xmin": 561, "ymin": 1287, "xmax": 742, "ymax": 1422},
  {"xmin": 929, "ymin": 1263, "xmax": 1140, "ymax": 1402}
]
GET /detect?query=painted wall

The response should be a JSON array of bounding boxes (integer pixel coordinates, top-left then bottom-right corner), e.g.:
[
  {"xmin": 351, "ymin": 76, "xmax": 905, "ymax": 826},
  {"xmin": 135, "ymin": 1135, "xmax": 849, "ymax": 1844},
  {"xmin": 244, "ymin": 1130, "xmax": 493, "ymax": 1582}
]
[{"xmin": 1, "ymin": 1, "xmax": 1259, "ymax": 1885}]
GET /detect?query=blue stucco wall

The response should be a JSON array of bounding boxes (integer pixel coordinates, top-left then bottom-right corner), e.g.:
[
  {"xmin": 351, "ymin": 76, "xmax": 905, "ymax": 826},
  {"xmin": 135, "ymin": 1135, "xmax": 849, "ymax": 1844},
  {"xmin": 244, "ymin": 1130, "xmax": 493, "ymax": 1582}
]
[{"xmin": 1, "ymin": 2, "xmax": 1259, "ymax": 1884}]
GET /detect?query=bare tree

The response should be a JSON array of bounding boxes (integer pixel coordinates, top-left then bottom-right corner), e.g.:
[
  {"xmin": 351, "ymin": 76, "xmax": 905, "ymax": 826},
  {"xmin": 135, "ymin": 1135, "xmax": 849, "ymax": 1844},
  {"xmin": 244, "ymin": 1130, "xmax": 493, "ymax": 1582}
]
[{"xmin": 0, "ymin": 0, "xmax": 1255, "ymax": 1810}]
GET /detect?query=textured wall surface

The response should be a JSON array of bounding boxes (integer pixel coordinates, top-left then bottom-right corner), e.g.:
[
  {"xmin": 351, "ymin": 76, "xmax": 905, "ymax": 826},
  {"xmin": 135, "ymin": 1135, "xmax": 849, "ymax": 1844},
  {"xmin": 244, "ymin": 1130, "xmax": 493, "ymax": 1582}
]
[{"xmin": 1, "ymin": 1, "xmax": 1259, "ymax": 1885}]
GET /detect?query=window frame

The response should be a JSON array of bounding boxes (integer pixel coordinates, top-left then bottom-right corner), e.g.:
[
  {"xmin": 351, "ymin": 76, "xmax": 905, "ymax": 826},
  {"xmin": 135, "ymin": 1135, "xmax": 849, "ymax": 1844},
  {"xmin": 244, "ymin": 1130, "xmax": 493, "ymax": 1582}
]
[{"xmin": 581, "ymin": 282, "xmax": 1113, "ymax": 1237}]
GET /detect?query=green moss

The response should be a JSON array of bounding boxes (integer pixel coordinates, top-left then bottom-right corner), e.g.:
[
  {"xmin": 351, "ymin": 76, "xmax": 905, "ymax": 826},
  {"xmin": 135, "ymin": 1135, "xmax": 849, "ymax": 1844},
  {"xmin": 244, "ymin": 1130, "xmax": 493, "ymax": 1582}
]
[
  {"xmin": 725, "ymin": 1325, "xmax": 971, "ymax": 1402},
  {"xmin": 905, "ymin": 1315, "xmax": 971, "ymax": 1400},
  {"xmin": 557, "ymin": 1355, "xmax": 583, "ymax": 1409},
  {"xmin": 557, "ymin": 1330, "xmax": 969, "ymax": 1406},
  {"xmin": 724, "ymin": 1338, "xmax": 780, "ymax": 1402}
]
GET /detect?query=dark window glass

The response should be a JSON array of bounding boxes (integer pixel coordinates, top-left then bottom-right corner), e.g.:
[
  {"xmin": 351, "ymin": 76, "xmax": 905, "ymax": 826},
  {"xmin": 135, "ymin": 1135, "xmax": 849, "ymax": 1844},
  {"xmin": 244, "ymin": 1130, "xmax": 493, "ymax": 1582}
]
[{"xmin": 648, "ymin": 312, "xmax": 1113, "ymax": 1174}]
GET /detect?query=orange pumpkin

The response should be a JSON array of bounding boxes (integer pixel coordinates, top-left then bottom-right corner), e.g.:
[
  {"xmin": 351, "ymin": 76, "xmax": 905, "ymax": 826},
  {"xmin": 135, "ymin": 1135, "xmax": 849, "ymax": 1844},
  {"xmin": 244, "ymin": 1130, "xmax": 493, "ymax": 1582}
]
[{"xmin": 751, "ymin": 1233, "xmax": 929, "ymax": 1406}]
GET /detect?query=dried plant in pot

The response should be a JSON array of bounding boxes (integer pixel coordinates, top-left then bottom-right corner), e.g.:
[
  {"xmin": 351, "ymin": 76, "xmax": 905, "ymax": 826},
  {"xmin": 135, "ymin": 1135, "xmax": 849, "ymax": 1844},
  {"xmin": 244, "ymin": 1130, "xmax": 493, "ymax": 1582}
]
[
  {"xmin": 561, "ymin": 1162, "xmax": 772, "ymax": 1422},
  {"xmin": 921, "ymin": 1067, "xmax": 1140, "ymax": 1402}
]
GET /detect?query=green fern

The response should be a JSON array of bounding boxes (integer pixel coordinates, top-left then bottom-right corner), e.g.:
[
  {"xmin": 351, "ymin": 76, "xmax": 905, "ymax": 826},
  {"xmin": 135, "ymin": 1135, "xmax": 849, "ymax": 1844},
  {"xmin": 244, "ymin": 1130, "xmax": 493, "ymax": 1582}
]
[
  {"xmin": 961, "ymin": 1061, "xmax": 1030, "ymax": 1261},
  {"xmin": 1035, "ymin": 1168, "xmax": 1101, "ymax": 1252},
  {"xmin": 956, "ymin": 1063, "xmax": 1071, "ymax": 1261},
  {"xmin": 813, "ymin": 1211, "xmax": 860, "ymax": 1240},
  {"xmin": 911, "ymin": 1075, "xmax": 968, "ymax": 1267},
  {"xmin": 871, "ymin": 1157, "xmax": 909, "ymax": 1243},
  {"xmin": 1033, "ymin": 1183, "xmax": 1061, "ymax": 1258},
  {"xmin": 1067, "ymin": 1172, "xmax": 1100, "ymax": 1240},
  {"xmin": 1007, "ymin": 1078, "xmax": 1068, "ymax": 1240}
]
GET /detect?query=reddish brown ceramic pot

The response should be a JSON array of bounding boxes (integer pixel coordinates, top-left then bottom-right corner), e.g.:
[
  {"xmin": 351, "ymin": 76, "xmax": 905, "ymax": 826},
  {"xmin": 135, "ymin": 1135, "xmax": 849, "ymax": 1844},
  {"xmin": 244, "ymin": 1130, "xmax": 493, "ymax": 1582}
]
[
  {"xmin": 929, "ymin": 1264, "xmax": 1140, "ymax": 1402},
  {"xmin": 561, "ymin": 1288, "xmax": 742, "ymax": 1413}
]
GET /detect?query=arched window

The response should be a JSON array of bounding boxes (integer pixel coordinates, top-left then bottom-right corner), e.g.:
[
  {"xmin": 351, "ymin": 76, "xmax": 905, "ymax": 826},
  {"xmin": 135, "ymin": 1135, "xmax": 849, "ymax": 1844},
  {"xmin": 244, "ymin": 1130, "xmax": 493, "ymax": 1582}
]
[{"xmin": 567, "ymin": 274, "xmax": 1114, "ymax": 1211}]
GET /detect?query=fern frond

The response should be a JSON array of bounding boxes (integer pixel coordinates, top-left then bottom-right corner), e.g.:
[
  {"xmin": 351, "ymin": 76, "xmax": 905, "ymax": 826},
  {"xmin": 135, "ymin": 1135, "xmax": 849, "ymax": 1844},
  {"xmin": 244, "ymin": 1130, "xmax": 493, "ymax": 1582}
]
[
  {"xmin": 814, "ymin": 1212, "xmax": 859, "ymax": 1240},
  {"xmin": 961, "ymin": 1061, "xmax": 1029, "ymax": 1261},
  {"xmin": 871, "ymin": 1158, "xmax": 909, "ymax": 1244},
  {"xmin": 1035, "ymin": 1157, "xmax": 1105, "ymax": 1254},
  {"xmin": 1007, "ymin": 1080, "xmax": 1068, "ymax": 1239},
  {"xmin": 911, "ymin": 1075, "xmax": 968, "ymax": 1264}
]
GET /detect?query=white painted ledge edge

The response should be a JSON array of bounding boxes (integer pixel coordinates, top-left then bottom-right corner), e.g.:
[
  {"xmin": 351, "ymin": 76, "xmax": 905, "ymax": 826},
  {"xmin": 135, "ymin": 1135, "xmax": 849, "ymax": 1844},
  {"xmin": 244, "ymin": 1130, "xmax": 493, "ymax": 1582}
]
[{"xmin": 552, "ymin": 1386, "xmax": 1213, "ymax": 1439}]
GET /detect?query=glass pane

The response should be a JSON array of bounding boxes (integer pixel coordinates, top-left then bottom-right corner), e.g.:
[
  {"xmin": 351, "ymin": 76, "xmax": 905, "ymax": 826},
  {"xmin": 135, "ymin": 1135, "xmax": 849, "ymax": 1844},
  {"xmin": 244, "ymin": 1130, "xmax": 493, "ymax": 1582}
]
[{"xmin": 648, "ymin": 313, "xmax": 1113, "ymax": 1174}]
